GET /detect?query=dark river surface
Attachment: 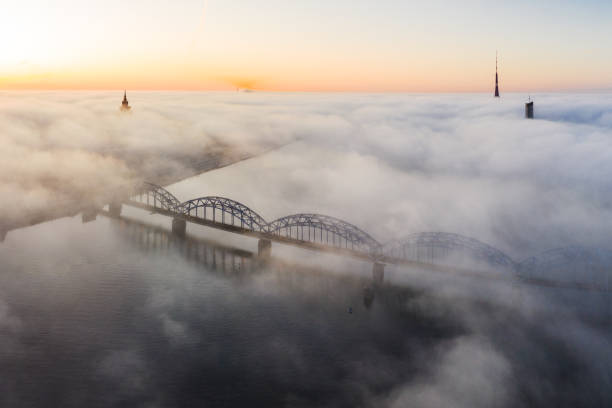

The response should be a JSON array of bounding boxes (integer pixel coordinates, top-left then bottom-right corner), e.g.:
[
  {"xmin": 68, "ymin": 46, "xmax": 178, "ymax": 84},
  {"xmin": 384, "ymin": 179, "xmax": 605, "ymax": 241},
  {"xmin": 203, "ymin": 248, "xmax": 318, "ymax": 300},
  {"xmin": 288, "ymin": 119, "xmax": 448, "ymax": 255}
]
[{"xmin": 0, "ymin": 211, "xmax": 611, "ymax": 407}]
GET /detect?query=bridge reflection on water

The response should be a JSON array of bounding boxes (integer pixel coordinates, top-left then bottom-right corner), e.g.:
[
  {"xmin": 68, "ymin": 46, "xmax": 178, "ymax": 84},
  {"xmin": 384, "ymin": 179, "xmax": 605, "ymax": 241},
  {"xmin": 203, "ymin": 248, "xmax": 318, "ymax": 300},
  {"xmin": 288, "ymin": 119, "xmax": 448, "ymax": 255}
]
[
  {"xmin": 109, "ymin": 215, "xmax": 611, "ymax": 321},
  {"xmin": 115, "ymin": 217, "xmax": 258, "ymax": 276},
  {"xmin": 111, "ymin": 216, "xmax": 387, "ymax": 309}
]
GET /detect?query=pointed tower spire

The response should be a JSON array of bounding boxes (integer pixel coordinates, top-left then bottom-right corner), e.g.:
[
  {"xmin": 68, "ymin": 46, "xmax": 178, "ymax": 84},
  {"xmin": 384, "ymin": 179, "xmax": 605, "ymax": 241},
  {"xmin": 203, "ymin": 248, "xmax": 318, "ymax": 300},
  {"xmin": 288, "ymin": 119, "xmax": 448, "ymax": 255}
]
[
  {"xmin": 120, "ymin": 89, "xmax": 131, "ymax": 111},
  {"xmin": 494, "ymin": 52, "xmax": 500, "ymax": 98}
]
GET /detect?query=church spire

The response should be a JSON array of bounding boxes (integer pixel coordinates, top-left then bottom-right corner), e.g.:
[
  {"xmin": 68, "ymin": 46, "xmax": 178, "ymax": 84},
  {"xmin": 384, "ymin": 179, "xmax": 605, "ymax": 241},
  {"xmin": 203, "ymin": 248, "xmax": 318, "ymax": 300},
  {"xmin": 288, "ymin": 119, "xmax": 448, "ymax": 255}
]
[
  {"xmin": 494, "ymin": 52, "xmax": 500, "ymax": 97},
  {"xmin": 120, "ymin": 90, "xmax": 131, "ymax": 112}
]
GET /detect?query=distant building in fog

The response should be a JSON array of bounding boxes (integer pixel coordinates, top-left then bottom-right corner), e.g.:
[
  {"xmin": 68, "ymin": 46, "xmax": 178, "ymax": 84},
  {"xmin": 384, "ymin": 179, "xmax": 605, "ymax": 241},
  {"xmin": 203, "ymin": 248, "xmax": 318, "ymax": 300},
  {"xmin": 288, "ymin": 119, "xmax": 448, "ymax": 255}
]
[
  {"xmin": 525, "ymin": 97, "xmax": 534, "ymax": 119},
  {"xmin": 120, "ymin": 90, "xmax": 131, "ymax": 112}
]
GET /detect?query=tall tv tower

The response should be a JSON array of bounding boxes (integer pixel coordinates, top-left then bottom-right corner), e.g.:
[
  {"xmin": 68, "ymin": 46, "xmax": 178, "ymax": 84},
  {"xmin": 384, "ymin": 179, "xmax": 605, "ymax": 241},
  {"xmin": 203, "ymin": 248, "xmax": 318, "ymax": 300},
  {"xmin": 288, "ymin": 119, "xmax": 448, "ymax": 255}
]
[{"xmin": 494, "ymin": 52, "xmax": 500, "ymax": 98}]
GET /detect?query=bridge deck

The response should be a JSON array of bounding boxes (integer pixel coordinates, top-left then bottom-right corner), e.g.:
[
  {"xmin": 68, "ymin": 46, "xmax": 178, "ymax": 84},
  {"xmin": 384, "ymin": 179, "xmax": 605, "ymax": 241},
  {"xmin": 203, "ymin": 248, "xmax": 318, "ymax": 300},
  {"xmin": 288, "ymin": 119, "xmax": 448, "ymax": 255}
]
[
  {"xmin": 128, "ymin": 200, "xmax": 378, "ymax": 262},
  {"xmin": 124, "ymin": 200, "xmax": 612, "ymax": 293}
]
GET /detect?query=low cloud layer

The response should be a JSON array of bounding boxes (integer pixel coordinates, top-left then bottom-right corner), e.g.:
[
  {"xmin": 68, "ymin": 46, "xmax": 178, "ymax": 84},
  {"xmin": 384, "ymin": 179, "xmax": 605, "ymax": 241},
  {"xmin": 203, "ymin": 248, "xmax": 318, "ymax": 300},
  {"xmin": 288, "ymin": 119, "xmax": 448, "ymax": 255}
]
[
  {"xmin": 3, "ymin": 91, "xmax": 612, "ymax": 265},
  {"xmin": 0, "ymin": 91, "xmax": 294, "ymax": 226},
  {"xmin": 0, "ymin": 219, "xmax": 610, "ymax": 407},
  {"xmin": 1, "ymin": 91, "xmax": 611, "ymax": 406},
  {"xmin": 165, "ymin": 92, "xmax": 612, "ymax": 262}
]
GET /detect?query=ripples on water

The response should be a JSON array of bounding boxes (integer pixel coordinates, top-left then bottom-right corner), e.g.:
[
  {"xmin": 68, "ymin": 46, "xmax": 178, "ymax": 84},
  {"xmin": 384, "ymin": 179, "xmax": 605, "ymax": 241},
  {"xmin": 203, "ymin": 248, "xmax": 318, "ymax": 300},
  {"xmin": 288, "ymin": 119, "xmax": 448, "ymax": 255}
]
[{"xmin": 0, "ymin": 215, "xmax": 610, "ymax": 407}]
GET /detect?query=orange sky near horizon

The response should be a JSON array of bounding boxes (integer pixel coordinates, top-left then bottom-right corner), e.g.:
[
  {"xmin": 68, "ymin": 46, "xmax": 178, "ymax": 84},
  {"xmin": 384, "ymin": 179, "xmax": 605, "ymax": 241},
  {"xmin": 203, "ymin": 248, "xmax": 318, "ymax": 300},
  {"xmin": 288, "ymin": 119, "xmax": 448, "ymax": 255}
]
[{"xmin": 1, "ymin": 0, "xmax": 611, "ymax": 92}]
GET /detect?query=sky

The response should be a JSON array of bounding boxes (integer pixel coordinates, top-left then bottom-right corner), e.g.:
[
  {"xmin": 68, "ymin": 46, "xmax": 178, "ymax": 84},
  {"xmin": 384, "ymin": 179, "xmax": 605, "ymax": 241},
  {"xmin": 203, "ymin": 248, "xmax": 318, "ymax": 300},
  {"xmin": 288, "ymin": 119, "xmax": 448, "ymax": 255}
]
[{"xmin": 1, "ymin": 0, "xmax": 611, "ymax": 92}]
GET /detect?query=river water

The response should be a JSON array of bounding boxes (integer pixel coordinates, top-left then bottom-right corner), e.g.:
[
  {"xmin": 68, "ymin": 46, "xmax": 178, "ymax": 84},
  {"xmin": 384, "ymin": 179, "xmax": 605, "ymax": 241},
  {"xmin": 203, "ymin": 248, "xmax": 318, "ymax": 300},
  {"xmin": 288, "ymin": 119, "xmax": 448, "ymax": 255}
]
[{"xmin": 0, "ymin": 207, "xmax": 610, "ymax": 407}]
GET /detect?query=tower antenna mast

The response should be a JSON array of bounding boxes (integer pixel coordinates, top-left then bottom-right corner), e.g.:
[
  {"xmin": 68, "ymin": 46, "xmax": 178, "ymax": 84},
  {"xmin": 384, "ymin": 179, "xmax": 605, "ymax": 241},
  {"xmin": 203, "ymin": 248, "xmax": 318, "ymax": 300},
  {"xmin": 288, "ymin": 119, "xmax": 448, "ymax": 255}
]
[{"xmin": 494, "ymin": 51, "xmax": 500, "ymax": 98}]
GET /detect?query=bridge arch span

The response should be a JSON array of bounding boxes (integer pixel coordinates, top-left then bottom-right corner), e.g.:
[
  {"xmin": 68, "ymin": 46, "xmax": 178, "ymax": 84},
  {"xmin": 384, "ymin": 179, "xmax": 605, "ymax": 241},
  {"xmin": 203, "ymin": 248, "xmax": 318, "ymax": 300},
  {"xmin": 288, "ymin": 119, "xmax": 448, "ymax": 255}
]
[
  {"xmin": 179, "ymin": 197, "xmax": 268, "ymax": 233},
  {"xmin": 383, "ymin": 232, "xmax": 515, "ymax": 271},
  {"xmin": 517, "ymin": 246, "xmax": 612, "ymax": 290},
  {"xmin": 133, "ymin": 182, "xmax": 181, "ymax": 211},
  {"xmin": 267, "ymin": 213, "xmax": 381, "ymax": 254}
]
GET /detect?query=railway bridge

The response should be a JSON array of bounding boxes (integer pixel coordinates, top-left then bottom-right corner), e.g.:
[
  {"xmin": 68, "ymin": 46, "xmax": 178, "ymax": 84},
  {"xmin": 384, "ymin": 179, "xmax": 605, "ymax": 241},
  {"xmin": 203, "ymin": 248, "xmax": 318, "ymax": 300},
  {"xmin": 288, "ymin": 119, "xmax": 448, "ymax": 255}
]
[{"xmin": 90, "ymin": 182, "xmax": 612, "ymax": 293}]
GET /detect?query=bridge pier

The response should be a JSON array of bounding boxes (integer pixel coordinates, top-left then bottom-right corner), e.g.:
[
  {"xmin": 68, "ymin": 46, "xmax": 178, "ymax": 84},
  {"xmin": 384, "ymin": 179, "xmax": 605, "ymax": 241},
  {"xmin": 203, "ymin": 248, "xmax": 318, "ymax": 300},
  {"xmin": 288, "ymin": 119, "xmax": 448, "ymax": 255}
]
[
  {"xmin": 0, "ymin": 229, "xmax": 6, "ymax": 243},
  {"xmin": 81, "ymin": 208, "xmax": 98, "ymax": 223},
  {"xmin": 172, "ymin": 218, "xmax": 187, "ymax": 238},
  {"xmin": 109, "ymin": 202, "xmax": 123, "ymax": 218},
  {"xmin": 258, "ymin": 239, "xmax": 272, "ymax": 258},
  {"xmin": 373, "ymin": 262, "xmax": 385, "ymax": 284},
  {"xmin": 363, "ymin": 286, "xmax": 375, "ymax": 309}
]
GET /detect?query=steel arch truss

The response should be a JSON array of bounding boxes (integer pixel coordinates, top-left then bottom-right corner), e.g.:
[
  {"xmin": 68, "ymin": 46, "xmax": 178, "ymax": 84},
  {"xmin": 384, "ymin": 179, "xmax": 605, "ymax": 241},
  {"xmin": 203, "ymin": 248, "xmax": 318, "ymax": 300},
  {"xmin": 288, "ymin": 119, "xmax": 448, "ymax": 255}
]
[
  {"xmin": 267, "ymin": 214, "xmax": 381, "ymax": 254},
  {"xmin": 133, "ymin": 182, "xmax": 181, "ymax": 211},
  {"xmin": 383, "ymin": 232, "xmax": 515, "ymax": 270},
  {"xmin": 179, "ymin": 197, "xmax": 268, "ymax": 233},
  {"xmin": 517, "ymin": 246, "xmax": 612, "ymax": 290}
]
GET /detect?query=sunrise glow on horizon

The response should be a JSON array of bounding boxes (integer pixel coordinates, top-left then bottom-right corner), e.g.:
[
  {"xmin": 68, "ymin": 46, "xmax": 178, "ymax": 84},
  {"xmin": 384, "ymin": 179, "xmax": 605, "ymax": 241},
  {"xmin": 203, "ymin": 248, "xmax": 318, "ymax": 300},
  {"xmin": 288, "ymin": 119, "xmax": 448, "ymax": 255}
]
[{"xmin": 2, "ymin": 0, "xmax": 611, "ymax": 92}]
